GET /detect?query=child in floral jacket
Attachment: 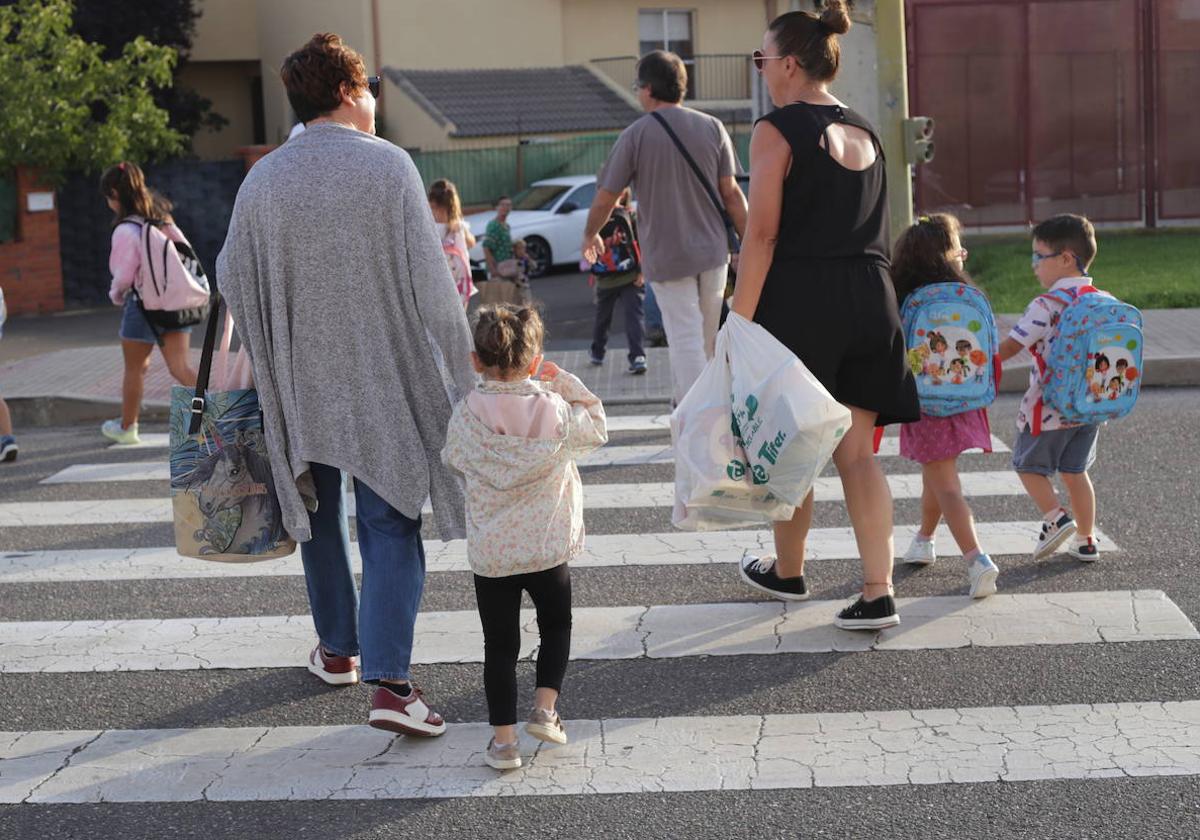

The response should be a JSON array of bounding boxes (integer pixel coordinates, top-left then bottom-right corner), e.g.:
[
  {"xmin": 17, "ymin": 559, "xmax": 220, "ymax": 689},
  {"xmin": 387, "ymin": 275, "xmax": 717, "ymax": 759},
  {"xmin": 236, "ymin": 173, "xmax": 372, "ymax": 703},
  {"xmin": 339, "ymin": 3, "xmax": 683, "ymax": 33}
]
[{"xmin": 441, "ymin": 303, "xmax": 607, "ymax": 772}]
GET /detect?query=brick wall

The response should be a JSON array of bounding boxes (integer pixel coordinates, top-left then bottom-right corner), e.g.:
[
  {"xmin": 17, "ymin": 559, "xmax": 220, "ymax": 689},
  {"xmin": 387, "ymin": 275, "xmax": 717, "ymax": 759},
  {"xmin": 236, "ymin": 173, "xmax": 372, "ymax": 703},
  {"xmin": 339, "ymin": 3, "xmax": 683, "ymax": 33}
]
[{"xmin": 0, "ymin": 168, "xmax": 65, "ymax": 315}]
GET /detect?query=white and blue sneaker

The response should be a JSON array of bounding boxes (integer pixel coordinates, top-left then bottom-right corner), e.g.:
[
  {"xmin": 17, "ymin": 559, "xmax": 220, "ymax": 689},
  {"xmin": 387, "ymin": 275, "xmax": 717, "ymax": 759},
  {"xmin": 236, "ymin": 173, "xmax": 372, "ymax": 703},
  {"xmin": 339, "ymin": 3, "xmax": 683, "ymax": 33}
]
[
  {"xmin": 901, "ymin": 535, "xmax": 936, "ymax": 566},
  {"xmin": 101, "ymin": 419, "xmax": 140, "ymax": 446},
  {"xmin": 967, "ymin": 554, "xmax": 1000, "ymax": 599},
  {"xmin": 0, "ymin": 435, "xmax": 16, "ymax": 463}
]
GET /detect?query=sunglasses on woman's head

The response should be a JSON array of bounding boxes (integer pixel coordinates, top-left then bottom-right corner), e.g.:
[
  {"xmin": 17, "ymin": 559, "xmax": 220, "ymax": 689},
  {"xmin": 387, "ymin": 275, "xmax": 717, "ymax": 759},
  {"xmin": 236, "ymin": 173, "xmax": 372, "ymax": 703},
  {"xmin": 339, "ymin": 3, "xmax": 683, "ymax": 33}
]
[
  {"xmin": 752, "ymin": 49, "xmax": 787, "ymax": 71},
  {"xmin": 367, "ymin": 76, "xmax": 381, "ymax": 98}
]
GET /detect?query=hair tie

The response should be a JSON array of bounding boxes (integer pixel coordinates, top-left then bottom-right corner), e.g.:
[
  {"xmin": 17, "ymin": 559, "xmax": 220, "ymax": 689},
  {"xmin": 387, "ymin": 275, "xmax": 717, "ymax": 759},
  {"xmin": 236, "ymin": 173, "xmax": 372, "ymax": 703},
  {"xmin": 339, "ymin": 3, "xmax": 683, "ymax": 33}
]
[{"xmin": 917, "ymin": 215, "xmax": 931, "ymax": 224}]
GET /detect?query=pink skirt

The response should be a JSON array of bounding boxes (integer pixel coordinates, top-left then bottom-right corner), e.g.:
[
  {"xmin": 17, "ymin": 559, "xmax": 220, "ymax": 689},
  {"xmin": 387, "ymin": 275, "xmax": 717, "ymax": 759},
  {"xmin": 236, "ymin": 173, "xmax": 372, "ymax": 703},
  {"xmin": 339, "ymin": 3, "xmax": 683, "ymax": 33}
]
[{"xmin": 899, "ymin": 407, "xmax": 993, "ymax": 464}]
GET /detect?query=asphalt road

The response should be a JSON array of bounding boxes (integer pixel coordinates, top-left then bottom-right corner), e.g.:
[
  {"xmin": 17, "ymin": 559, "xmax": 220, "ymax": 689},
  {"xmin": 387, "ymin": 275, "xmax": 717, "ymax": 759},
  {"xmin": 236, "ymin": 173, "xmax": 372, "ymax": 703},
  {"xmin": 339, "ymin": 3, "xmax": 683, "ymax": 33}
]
[{"xmin": 1, "ymin": 387, "xmax": 1199, "ymax": 837}]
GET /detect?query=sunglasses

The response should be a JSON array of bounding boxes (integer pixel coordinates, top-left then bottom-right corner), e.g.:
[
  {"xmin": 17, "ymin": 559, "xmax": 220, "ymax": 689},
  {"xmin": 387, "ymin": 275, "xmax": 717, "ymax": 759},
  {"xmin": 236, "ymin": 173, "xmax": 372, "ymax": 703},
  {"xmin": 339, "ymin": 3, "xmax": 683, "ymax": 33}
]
[
  {"xmin": 367, "ymin": 76, "xmax": 380, "ymax": 98},
  {"xmin": 752, "ymin": 49, "xmax": 787, "ymax": 72}
]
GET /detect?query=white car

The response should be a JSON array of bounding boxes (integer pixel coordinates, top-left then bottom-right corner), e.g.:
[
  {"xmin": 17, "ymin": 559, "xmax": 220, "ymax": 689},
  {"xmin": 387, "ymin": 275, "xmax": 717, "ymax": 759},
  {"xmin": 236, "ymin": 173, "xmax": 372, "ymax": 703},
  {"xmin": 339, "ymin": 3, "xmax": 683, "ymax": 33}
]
[{"xmin": 466, "ymin": 175, "xmax": 598, "ymax": 278}]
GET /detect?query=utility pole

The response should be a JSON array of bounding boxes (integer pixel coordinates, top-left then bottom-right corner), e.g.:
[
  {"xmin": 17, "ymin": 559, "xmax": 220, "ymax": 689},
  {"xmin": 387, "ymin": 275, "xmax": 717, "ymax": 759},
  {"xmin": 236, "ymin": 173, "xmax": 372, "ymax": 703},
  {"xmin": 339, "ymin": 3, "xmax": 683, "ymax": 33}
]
[{"xmin": 876, "ymin": 0, "xmax": 914, "ymax": 240}]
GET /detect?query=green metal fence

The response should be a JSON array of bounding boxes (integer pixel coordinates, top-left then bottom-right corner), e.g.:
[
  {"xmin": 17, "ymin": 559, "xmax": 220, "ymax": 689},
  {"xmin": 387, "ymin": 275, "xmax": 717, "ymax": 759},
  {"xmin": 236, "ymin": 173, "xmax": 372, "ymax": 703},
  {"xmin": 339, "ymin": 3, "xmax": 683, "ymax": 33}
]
[
  {"xmin": 0, "ymin": 172, "xmax": 16, "ymax": 243},
  {"xmin": 408, "ymin": 130, "xmax": 752, "ymax": 208}
]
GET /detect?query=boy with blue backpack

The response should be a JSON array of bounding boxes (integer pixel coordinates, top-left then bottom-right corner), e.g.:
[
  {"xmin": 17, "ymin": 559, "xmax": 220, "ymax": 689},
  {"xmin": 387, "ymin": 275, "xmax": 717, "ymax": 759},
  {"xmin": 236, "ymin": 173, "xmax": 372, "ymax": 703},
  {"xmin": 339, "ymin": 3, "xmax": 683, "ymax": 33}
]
[
  {"xmin": 893, "ymin": 214, "xmax": 1001, "ymax": 598},
  {"xmin": 998, "ymin": 214, "xmax": 1143, "ymax": 562}
]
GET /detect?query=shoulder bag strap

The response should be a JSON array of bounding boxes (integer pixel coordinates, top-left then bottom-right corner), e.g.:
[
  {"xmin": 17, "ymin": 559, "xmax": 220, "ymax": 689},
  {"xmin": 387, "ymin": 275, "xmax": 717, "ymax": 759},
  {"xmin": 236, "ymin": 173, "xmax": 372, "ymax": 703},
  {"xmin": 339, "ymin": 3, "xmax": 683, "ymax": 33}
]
[
  {"xmin": 649, "ymin": 112, "xmax": 740, "ymax": 253},
  {"xmin": 187, "ymin": 291, "xmax": 224, "ymax": 436}
]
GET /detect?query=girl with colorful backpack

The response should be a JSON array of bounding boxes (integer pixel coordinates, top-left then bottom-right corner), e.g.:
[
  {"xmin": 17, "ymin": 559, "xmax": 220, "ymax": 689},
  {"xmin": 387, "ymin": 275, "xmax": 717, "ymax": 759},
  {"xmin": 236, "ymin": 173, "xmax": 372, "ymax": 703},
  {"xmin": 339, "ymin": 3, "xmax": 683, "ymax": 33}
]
[
  {"xmin": 428, "ymin": 178, "xmax": 476, "ymax": 307},
  {"xmin": 101, "ymin": 162, "xmax": 204, "ymax": 446},
  {"xmin": 892, "ymin": 213, "xmax": 1000, "ymax": 598}
]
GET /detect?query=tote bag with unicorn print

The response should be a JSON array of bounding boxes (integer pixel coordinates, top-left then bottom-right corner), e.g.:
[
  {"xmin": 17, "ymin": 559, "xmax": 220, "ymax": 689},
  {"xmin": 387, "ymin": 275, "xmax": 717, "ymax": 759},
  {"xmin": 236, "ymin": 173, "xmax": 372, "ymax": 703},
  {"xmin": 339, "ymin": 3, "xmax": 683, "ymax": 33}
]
[{"xmin": 168, "ymin": 295, "xmax": 295, "ymax": 562}]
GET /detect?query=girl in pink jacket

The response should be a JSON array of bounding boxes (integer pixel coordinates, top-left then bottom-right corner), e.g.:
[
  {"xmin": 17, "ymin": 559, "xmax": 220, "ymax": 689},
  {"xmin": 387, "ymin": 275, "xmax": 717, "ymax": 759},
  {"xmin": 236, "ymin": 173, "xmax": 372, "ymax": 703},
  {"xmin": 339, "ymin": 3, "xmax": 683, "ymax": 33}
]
[{"xmin": 442, "ymin": 304, "xmax": 607, "ymax": 771}]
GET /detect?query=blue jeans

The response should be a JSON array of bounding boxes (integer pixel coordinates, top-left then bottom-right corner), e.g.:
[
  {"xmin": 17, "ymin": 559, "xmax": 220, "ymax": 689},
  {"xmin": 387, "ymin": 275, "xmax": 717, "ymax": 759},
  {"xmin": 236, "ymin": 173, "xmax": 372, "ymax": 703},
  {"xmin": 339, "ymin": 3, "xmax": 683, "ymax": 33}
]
[
  {"xmin": 592, "ymin": 282, "xmax": 645, "ymax": 363},
  {"xmin": 300, "ymin": 462, "xmax": 426, "ymax": 683}
]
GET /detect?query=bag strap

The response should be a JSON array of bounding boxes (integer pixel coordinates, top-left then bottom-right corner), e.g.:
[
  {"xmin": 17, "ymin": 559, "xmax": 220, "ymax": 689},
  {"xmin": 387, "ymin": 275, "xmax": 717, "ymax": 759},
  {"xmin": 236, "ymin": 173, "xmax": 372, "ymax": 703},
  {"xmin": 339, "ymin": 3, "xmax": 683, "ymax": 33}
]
[
  {"xmin": 649, "ymin": 112, "xmax": 740, "ymax": 253},
  {"xmin": 188, "ymin": 292, "xmax": 224, "ymax": 436}
]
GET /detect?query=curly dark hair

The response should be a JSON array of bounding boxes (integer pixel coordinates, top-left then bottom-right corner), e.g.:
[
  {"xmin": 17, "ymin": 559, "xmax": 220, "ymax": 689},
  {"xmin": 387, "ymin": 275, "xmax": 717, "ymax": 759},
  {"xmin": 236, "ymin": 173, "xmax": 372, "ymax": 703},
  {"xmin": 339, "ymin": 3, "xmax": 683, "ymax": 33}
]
[{"xmin": 281, "ymin": 33, "xmax": 369, "ymax": 123}]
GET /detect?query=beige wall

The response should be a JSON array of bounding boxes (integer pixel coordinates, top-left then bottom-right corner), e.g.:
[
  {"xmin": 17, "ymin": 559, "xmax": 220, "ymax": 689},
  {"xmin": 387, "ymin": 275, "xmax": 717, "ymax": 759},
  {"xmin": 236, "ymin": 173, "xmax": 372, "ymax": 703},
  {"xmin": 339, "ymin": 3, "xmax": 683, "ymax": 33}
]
[
  {"xmin": 179, "ymin": 61, "xmax": 262, "ymax": 160},
  {"xmin": 561, "ymin": 1, "xmax": 769, "ymax": 63},
  {"xmin": 191, "ymin": 0, "xmax": 260, "ymax": 61},
  {"xmin": 376, "ymin": 0, "xmax": 564, "ymax": 69},
  {"xmin": 253, "ymin": 0, "xmax": 375, "ymax": 144}
]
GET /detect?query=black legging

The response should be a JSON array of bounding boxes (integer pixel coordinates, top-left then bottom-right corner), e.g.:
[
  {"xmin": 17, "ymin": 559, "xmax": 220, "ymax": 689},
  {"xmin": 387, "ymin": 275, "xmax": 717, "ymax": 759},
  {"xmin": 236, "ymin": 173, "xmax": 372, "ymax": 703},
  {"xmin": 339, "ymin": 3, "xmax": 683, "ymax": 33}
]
[{"xmin": 473, "ymin": 563, "xmax": 572, "ymax": 726}]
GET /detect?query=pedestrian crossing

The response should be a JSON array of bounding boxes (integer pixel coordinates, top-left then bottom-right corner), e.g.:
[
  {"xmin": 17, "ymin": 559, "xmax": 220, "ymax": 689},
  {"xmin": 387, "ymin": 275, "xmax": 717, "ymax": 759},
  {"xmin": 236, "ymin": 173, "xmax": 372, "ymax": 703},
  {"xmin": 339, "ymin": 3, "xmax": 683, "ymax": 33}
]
[
  {"xmin": 2, "ymin": 409, "xmax": 1197, "ymax": 809},
  {"xmin": 50, "ymin": 435, "xmax": 1012, "ymax": 483},
  {"xmin": 8, "ymin": 470, "xmax": 1028, "ymax": 527}
]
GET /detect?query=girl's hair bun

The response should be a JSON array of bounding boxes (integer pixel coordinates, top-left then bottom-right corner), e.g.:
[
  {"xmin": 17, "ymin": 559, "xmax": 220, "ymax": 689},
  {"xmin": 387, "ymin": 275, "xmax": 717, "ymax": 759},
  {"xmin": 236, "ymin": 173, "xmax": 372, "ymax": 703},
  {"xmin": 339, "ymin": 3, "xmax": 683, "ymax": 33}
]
[{"xmin": 820, "ymin": 0, "xmax": 852, "ymax": 35}]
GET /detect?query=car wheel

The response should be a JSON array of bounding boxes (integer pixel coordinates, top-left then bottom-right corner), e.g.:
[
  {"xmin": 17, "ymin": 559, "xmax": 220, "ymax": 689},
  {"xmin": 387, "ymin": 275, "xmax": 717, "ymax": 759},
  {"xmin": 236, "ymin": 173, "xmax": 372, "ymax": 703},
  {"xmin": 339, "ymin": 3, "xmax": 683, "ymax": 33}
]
[{"xmin": 524, "ymin": 236, "xmax": 551, "ymax": 278}]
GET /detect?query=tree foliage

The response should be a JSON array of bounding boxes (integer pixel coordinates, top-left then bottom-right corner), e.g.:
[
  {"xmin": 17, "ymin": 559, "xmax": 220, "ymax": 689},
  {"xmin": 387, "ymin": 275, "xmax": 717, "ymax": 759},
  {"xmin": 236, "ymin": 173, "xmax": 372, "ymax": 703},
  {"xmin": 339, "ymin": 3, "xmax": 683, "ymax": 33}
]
[
  {"xmin": 0, "ymin": 0, "xmax": 184, "ymax": 182},
  {"xmin": 71, "ymin": 0, "xmax": 228, "ymax": 141}
]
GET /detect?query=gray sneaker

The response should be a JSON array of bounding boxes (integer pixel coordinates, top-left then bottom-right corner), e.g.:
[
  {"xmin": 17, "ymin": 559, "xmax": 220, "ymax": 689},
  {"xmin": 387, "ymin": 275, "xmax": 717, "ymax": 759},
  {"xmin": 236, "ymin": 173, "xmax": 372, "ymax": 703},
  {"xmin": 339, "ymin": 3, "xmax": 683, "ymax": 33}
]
[
  {"xmin": 525, "ymin": 708, "xmax": 568, "ymax": 745},
  {"xmin": 484, "ymin": 737, "xmax": 522, "ymax": 771}
]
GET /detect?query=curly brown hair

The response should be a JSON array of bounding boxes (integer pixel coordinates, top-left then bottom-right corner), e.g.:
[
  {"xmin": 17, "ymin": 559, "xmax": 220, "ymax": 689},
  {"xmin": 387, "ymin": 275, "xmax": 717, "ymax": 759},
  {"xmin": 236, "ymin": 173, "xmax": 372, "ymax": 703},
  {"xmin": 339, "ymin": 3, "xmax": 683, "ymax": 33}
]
[
  {"xmin": 472, "ymin": 305, "xmax": 545, "ymax": 373},
  {"xmin": 281, "ymin": 33, "xmax": 369, "ymax": 123}
]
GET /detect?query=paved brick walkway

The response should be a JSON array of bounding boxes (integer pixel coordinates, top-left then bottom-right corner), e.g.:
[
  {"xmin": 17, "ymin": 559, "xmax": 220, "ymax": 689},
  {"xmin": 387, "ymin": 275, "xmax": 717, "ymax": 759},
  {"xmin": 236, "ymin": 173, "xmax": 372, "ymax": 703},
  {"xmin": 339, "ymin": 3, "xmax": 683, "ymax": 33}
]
[{"xmin": 2, "ymin": 310, "xmax": 1196, "ymax": 417}]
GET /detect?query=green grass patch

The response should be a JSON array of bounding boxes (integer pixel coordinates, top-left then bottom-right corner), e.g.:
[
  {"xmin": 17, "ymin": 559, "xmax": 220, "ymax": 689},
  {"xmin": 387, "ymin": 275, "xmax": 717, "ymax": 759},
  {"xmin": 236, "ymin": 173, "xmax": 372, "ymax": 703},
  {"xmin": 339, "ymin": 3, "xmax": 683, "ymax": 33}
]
[{"xmin": 964, "ymin": 228, "xmax": 1200, "ymax": 312}]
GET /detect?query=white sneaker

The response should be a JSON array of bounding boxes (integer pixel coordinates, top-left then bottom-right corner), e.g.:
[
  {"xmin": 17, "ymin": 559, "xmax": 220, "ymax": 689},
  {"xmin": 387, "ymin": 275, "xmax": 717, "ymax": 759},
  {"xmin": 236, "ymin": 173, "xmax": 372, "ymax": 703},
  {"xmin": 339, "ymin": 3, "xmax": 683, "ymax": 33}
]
[
  {"xmin": 901, "ymin": 536, "xmax": 936, "ymax": 566},
  {"xmin": 1033, "ymin": 511, "xmax": 1076, "ymax": 560},
  {"xmin": 101, "ymin": 419, "xmax": 140, "ymax": 446},
  {"xmin": 967, "ymin": 554, "xmax": 1000, "ymax": 599}
]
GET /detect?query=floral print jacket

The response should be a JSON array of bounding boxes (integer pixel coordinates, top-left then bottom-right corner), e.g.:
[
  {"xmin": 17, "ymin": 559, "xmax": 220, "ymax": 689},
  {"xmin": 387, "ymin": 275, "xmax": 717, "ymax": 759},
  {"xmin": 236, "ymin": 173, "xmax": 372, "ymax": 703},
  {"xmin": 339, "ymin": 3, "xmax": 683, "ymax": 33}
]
[{"xmin": 441, "ymin": 371, "xmax": 607, "ymax": 577}]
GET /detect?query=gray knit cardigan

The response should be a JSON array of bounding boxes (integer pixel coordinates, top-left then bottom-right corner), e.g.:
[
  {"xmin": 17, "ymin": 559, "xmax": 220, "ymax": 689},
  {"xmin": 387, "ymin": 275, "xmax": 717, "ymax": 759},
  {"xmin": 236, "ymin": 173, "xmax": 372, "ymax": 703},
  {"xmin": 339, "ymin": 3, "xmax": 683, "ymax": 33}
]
[{"xmin": 216, "ymin": 123, "xmax": 477, "ymax": 541}]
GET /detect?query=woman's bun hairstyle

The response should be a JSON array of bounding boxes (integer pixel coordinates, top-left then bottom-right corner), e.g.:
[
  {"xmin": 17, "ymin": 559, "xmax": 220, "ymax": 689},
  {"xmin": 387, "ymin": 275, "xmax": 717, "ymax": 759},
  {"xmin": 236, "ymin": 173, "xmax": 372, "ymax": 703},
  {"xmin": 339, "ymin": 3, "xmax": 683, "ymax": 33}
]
[
  {"xmin": 768, "ymin": 1, "xmax": 852, "ymax": 83},
  {"xmin": 820, "ymin": 0, "xmax": 852, "ymax": 35}
]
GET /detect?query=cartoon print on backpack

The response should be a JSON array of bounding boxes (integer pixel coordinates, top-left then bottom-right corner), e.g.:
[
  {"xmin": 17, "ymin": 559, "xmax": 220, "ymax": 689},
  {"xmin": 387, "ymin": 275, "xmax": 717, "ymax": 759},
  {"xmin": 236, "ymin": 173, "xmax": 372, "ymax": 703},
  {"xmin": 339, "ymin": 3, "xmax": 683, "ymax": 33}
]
[
  {"xmin": 901, "ymin": 282, "xmax": 1000, "ymax": 417},
  {"xmin": 1035, "ymin": 286, "xmax": 1143, "ymax": 424}
]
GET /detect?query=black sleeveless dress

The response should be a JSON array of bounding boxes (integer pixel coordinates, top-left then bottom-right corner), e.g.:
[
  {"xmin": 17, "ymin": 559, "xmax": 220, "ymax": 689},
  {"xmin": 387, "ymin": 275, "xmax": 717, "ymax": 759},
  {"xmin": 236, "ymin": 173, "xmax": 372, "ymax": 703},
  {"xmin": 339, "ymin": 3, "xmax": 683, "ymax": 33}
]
[{"xmin": 753, "ymin": 102, "xmax": 919, "ymax": 426}]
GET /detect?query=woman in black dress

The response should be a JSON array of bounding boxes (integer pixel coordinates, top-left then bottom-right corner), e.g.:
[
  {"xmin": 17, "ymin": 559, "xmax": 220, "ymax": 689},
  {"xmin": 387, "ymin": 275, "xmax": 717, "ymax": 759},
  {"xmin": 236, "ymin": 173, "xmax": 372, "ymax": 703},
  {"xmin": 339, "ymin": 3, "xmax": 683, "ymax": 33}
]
[{"xmin": 732, "ymin": 2, "xmax": 919, "ymax": 630}]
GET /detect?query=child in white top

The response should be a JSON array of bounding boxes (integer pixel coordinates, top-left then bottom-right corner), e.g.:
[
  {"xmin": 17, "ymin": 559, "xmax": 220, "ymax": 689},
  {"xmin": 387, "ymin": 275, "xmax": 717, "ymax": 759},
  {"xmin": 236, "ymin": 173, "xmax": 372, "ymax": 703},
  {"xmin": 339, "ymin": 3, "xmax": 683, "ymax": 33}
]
[
  {"xmin": 998, "ymin": 213, "xmax": 1103, "ymax": 562},
  {"xmin": 442, "ymin": 304, "xmax": 607, "ymax": 771}
]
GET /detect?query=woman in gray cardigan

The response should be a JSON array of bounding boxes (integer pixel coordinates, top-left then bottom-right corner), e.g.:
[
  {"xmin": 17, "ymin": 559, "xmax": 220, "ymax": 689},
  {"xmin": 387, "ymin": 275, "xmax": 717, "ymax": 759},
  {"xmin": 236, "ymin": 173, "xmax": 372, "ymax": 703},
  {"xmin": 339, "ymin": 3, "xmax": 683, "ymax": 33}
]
[{"xmin": 217, "ymin": 34, "xmax": 476, "ymax": 737}]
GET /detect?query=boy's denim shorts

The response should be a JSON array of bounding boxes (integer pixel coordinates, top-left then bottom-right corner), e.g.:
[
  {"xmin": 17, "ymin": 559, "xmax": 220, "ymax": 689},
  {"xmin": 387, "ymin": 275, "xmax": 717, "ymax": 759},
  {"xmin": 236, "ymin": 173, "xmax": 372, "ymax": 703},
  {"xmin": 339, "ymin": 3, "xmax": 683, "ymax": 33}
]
[{"xmin": 1011, "ymin": 424, "xmax": 1099, "ymax": 476}]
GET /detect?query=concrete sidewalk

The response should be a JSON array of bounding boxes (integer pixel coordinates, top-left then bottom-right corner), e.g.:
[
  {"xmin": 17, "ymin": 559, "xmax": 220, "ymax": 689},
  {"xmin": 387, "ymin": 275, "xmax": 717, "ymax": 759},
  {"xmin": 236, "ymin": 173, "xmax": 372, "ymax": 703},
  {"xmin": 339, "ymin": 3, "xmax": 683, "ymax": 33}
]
[{"xmin": 3, "ymin": 309, "xmax": 1197, "ymax": 427}]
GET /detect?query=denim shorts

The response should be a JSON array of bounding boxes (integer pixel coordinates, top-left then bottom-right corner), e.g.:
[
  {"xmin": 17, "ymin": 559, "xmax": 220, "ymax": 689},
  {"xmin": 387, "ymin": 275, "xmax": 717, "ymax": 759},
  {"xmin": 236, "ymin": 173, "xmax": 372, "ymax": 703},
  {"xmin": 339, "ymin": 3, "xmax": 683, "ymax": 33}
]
[
  {"xmin": 118, "ymin": 295, "xmax": 192, "ymax": 344},
  {"xmin": 1011, "ymin": 424, "xmax": 1099, "ymax": 476}
]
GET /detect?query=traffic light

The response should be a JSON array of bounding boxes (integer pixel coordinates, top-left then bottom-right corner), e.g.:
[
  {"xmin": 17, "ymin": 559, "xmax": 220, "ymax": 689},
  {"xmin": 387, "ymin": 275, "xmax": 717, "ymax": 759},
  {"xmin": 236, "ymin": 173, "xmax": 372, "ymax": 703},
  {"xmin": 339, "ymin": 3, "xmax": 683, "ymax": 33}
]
[{"xmin": 904, "ymin": 116, "xmax": 935, "ymax": 165}]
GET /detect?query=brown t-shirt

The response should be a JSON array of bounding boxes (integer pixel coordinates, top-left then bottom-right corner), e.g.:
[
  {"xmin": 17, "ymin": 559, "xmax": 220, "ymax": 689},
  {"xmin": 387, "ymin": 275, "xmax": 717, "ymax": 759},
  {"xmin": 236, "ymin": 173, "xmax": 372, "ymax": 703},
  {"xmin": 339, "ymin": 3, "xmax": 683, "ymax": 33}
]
[{"xmin": 598, "ymin": 106, "xmax": 738, "ymax": 283}]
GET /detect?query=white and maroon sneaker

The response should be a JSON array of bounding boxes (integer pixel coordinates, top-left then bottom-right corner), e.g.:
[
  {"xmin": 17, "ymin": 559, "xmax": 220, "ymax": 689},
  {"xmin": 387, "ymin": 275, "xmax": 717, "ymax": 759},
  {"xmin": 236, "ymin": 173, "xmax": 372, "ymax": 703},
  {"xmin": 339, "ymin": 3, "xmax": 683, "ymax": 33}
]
[
  {"xmin": 368, "ymin": 684, "xmax": 447, "ymax": 737},
  {"xmin": 306, "ymin": 644, "xmax": 359, "ymax": 686}
]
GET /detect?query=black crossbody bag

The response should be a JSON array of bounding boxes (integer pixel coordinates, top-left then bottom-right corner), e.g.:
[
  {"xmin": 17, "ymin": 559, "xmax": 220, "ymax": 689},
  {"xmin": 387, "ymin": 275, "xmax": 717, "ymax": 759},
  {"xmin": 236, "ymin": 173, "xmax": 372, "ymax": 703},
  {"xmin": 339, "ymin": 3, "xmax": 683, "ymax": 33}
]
[{"xmin": 650, "ymin": 111, "xmax": 741, "ymax": 255}]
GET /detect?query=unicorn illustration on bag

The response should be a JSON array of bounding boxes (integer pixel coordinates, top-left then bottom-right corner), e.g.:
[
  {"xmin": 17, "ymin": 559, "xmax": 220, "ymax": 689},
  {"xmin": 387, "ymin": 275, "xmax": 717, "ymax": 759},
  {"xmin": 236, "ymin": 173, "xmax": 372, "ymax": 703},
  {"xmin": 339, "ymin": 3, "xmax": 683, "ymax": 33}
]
[{"xmin": 180, "ymin": 427, "xmax": 287, "ymax": 555}]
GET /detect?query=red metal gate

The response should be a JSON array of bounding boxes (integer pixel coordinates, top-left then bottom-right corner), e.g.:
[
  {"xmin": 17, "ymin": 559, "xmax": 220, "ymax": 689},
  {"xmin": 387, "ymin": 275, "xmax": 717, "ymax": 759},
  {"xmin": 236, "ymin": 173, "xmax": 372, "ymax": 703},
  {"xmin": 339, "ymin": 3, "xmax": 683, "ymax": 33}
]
[{"xmin": 907, "ymin": 0, "xmax": 1200, "ymax": 226}]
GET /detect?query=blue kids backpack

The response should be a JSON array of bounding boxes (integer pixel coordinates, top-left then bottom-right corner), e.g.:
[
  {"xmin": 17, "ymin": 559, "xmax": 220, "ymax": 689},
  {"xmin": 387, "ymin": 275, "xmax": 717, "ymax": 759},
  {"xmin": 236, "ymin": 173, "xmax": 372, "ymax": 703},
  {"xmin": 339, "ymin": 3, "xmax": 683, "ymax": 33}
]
[
  {"xmin": 1031, "ymin": 285, "xmax": 1143, "ymax": 433},
  {"xmin": 900, "ymin": 282, "xmax": 1000, "ymax": 417}
]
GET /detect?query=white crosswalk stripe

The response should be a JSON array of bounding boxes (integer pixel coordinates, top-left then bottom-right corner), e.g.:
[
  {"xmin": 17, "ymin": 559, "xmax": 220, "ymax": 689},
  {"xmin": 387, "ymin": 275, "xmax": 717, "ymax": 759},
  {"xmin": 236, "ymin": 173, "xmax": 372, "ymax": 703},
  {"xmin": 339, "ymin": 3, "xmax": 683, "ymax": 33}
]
[
  {"xmin": 6, "ymin": 700, "xmax": 1200, "ymax": 803},
  {"xmin": 2, "ymin": 406, "xmax": 1193, "ymax": 812},
  {"xmin": 59, "ymin": 435, "xmax": 1012, "ymax": 483},
  {"xmin": 0, "ymin": 591, "xmax": 1190, "ymax": 673},
  {"xmin": 6, "ymin": 470, "xmax": 1027, "ymax": 527},
  {"xmin": 0, "ymin": 522, "xmax": 1116, "ymax": 583}
]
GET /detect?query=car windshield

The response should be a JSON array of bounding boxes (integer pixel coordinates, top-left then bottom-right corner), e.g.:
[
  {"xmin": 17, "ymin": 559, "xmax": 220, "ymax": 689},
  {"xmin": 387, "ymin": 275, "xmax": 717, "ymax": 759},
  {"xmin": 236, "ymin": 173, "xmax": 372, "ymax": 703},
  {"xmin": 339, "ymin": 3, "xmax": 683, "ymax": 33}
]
[{"xmin": 510, "ymin": 184, "xmax": 571, "ymax": 211}]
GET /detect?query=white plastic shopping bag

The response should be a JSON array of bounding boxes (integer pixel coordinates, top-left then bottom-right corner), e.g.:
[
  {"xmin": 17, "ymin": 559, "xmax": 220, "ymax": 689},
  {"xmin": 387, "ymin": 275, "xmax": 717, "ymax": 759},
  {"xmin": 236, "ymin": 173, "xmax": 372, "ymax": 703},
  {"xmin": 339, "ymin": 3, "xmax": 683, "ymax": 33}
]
[
  {"xmin": 724, "ymin": 312, "xmax": 851, "ymax": 505},
  {"xmin": 670, "ymin": 327, "xmax": 796, "ymax": 531}
]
